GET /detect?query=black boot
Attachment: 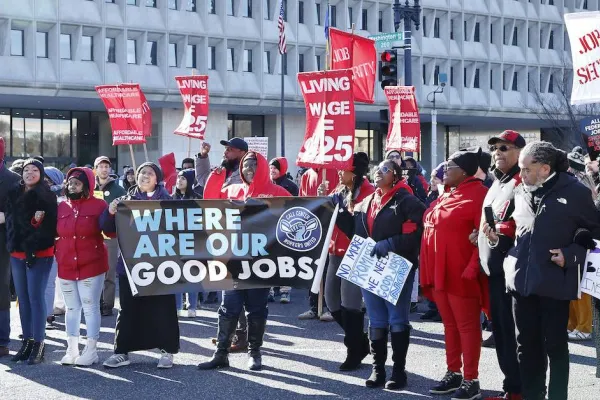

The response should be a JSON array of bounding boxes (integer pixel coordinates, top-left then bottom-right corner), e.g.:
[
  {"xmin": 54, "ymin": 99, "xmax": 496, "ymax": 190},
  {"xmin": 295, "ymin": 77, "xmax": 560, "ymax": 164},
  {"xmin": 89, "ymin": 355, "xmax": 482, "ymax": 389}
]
[
  {"xmin": 339, "ymin": 308, "xmax": 369, "ymax": 371},
  {"xmin": 330, "ymin": 309, "xmax": 343, "ymax": 330},
  {"xmin": 386, "ymin": 330, "xmax": 410, "ymax": 390},
  {"xmin": 27, "ymin": 341, "xmax": 45, "ymax": 365},
  {"xmin": 11, "ymin": 339, "xmax": 34, "ymax": 362},
  {"xmin": 365, "ymin": 328, "xmax": 388, "ymax": 388},
  {"xmin": 247, "ymin": 317, "xmax": 267, "ymax": 371},
  {"xmin": 198, "ymin": 316, "xmax": 237, "ymax": 370}
]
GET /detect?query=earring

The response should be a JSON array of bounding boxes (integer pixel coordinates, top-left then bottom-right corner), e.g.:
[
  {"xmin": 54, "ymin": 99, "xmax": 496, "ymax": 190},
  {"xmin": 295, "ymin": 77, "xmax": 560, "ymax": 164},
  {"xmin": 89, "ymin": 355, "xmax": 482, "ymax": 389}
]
[{"xmin": 462, "ymin": 173, "xmax": 466, "ymax": 176}]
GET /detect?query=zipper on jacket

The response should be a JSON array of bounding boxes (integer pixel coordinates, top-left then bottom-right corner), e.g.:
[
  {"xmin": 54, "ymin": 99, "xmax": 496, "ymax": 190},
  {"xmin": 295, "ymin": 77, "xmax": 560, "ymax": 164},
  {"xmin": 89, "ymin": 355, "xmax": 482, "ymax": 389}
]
[{"xmin": 523, "ymin": 191, "xmax": 549, "ymax": 293}]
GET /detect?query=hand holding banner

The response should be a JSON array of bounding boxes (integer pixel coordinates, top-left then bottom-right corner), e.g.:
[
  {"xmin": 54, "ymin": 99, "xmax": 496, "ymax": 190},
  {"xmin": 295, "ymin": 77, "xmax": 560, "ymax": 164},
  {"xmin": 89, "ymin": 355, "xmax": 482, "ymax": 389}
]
[
  {"xmin": 297, "ymin": 70, "xmax": 355, "ymax": 171},
  {"xmin": 565, "ymin": 11, "xmax": 600, "ymax": 105},
  {"xmin": 96, "ymin": 84, "xmax": 146, "ymax": 146},
  {"xmin": 385, "ymin": 86, "xmax": 421, "ymax": 152},
  {"xmin": 174, "ymin": 75, "xmax": 209, "ymax": 140}
]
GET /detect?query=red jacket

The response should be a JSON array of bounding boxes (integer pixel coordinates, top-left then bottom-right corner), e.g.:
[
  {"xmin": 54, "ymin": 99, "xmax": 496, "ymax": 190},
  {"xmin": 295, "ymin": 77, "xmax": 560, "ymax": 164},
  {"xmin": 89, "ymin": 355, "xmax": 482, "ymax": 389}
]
[
  {"xmin": 300, "ymin": 168, "xmax": 339, "ymax": 196},
  {"xmin": 227, "ymin": 152, "xmax": 292, "ymax": 200},
  {"xmin": 56, "ymin": 167, "xmax": 109, "ymax": 281},
  {"xmin": 329, "ymin": 179, "xmax": 375, "ymax": 256},
  {"xmin": 420, "ymin": 177, "xmax": 488, "ymax": 300}
]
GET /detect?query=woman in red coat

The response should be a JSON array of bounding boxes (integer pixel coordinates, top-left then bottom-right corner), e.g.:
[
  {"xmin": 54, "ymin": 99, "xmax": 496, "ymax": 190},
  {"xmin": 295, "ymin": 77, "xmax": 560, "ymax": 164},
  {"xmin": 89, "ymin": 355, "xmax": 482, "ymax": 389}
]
[
  {"xmin": 420, "ymin": 148, "xmax": 488, "ymax": 400},
  {"xmin": 56, "ymin": 167, "xmax": 109, "ymax": 367}
]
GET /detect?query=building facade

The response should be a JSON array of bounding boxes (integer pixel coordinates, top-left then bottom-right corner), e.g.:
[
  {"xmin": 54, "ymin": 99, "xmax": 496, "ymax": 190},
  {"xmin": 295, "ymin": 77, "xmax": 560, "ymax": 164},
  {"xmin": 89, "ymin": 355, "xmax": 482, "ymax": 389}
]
[{"xmin": 0, "ymin": 0, "xmax": 594, "ymax": 173}]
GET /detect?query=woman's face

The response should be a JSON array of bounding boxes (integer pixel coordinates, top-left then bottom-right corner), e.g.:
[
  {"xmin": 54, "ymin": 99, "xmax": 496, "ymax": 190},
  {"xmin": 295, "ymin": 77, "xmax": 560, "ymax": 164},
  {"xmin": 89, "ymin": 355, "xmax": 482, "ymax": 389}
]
[
  {"xmin": 176, "ymin": 175, "xmax": 188, "ymax": 191},
  {"xmin": 338, "ymin": 169, "xmax": 355, "ymax": 188},
  {"xmin": 126, "ymin": 173, "xmax": 135, "ymax": 183},
  {"xmin": 444, "ymin": 160, "xmax": 464, "ymax": 187},
  {"xmin": 373, "ymin": 161, "xmax": 395, "ymax": 189},
  {"xmin": 137, "ymin": 166, "xmax": 157, "ymax": 192},
  {"xmin": 23, "ymin": 165, "xmax": 41, "ymax": 187},
  {"xmin": 67, "ymin": 178, "xmax": 84, "ymax": 194}
]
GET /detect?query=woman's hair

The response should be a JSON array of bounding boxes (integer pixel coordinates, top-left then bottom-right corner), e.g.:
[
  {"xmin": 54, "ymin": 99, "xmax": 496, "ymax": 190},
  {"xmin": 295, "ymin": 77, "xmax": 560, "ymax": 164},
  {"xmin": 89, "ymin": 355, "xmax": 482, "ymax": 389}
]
[
  {"xmin": 387, "ymin": 160, "xmax": 404, "ymax": 184},
  {"xmin": 345, "ymin": 175, "xmax": 365, "ymax": 210},
  {"xmin": 521, "ymin": 141, "xmax": 569, "ymax": 173}
]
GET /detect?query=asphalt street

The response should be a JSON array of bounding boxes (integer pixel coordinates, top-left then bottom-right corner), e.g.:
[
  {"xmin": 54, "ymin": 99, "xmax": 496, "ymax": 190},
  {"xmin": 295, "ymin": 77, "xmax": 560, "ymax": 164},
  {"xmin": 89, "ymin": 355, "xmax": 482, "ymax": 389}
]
[{"xmin": 1, "ymin": 293, "xmax": 598, "ymax": 399}]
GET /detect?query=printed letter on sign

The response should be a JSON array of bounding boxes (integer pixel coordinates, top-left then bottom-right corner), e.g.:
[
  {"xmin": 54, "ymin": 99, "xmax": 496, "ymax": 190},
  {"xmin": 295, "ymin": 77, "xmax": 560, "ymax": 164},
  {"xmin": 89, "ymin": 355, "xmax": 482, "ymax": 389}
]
[
  {"xmin": 174, "ymin": 75, "xmax": 210, "ymax": 140},
  {"xmin": 329, "ymin": 28, "xmax": 376, "ymax": 104},
  {"xmin": 297, "ymin": 70, "xmax": 355, "ymax": 171},
  {"xmin": 384, "ymin": 86, "xmax": 421, "ymax": 153},
  {"xmin": 96, "ymin": 84, "xmax": 147, "ymax": 146},
  {"xmin": 565, "ymin": 11, "xmax": 600, "ymax": 105}
]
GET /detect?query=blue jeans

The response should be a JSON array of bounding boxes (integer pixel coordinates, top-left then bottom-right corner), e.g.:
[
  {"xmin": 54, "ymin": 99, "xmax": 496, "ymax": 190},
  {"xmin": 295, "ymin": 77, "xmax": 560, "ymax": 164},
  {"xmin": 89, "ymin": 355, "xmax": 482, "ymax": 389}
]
[
  {"xmin": 362, "ymin": 269, "xmax": 415, "ymax": 332},
  {"xmin": 0, "ymin": 310, "xmax": 9, "ymax": 347},
  {"xmin": 11, "ymin": 256, "xmax": 53, "ymax": 342},
  {"xmin": 45, "ymin": 258, "xmax": 58, "ymax": 318},
  {"xmin": 176, "ymin": 292, "xmax": 199, "ymax": 311},
  {"xmin": 219, "ymin": 288, "xmax": 269, "ymax": 322},
  {"xmin": 59, "ymin": 273, "xmax": 104, "ymax": 340}
]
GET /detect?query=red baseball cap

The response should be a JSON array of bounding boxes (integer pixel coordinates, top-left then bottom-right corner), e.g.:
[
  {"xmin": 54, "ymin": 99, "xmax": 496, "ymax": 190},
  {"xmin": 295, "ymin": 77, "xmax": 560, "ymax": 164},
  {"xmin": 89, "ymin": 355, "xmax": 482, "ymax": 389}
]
[{"xmin": 488, "ymin": 130, "xmax": 526, "ymax": 148}]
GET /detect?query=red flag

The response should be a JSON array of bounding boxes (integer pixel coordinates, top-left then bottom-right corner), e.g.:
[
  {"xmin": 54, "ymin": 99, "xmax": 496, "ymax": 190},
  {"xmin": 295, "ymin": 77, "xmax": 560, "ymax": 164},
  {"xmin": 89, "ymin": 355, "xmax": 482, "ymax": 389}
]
[
  {"xmin": 384, "ymin": 86, "xmax": 421, "ymax": 152},
  {"xmin": 140, "ymin": 90, "xmax": 152, "ymax": 136},
  {"xmin": 329, "ymin": 28, "xmax": 376, "ymax": 104},
  {"xmin": 297, "ymin": 70, "xmax": 355, "ymax": 170},
  {"xmin": 174, "ymin": 75, "xmax": 209, "ymax": 140},
  {"xmin": 95, "ymin": 84, "xmax": 146, "ymax": 146}
]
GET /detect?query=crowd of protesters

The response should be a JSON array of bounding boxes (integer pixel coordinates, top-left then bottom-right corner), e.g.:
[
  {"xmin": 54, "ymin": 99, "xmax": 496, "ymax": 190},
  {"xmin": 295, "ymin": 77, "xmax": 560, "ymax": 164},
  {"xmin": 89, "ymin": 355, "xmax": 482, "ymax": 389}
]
[{"xmin": 1, "ymin": 132, "xmax": 600, "ymax": 400}]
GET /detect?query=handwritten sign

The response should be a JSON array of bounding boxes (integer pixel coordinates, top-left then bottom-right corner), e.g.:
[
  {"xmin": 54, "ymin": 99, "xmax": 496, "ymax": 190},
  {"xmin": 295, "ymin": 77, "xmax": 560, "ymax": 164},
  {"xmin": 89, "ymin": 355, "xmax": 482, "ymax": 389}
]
[
  {"xmin": 581, "ymin": 240, "xmax": 600, "ymax": 299},
  {"xmin": 336, "ymin": 235, "xmax": 412, "ymax": 305},
  {"xmin": 244, "ymin": 137, "xmax": 269, "ymax": 160}
]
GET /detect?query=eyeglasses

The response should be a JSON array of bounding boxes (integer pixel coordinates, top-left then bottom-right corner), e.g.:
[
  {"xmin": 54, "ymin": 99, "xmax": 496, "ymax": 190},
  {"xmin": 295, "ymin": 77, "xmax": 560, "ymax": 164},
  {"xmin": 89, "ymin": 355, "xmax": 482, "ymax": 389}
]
[
  {"xmin": 444, "ymin": 164, "xmax": 460, "ymax": 171},
  {"xmin": 376, "ymin": 166, "xmax": 392, "ymax": 174},
  {"xmin": 489, "ymin": 144, "xmax": 515, "ymax": 153}
]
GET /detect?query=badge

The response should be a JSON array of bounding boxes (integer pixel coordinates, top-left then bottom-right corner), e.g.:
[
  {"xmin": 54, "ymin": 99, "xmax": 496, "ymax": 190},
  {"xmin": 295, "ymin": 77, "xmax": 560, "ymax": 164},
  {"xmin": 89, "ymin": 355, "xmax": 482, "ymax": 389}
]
[{"xmin": 104, "ymin": 191, "xmax": 110, "ymax": 197}]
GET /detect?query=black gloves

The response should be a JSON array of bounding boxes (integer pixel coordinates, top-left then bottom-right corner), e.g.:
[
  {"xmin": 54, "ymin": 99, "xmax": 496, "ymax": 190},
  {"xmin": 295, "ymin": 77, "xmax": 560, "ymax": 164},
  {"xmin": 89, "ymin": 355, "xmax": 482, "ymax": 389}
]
[
  {"xmin": 370, "ymin": 238, "xmax": 394, "ymax": 259},
  {"xmin": 574, "ymin": 229, "xmax": 596, "ymax": 251}
]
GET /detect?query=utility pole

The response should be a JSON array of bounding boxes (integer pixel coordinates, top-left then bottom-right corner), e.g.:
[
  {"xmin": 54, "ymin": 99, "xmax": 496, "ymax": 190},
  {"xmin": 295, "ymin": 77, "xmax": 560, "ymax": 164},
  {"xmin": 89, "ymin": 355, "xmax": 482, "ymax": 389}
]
[{"xmin": 394, "ymin": 0, "xmax": 421, "ymax": 86}]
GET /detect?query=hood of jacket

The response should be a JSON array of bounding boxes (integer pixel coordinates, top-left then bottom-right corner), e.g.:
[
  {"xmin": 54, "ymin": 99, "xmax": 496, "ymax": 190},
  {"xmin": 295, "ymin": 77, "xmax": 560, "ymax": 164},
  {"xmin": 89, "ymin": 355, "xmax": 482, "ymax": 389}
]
[
  {"xmin": 174, "ymin": 168, "xmax": 197, "ymax": 198},
  {"xmin": 240, "ymin": 151, "xmax": 271, "ymax": 198},
  {"xmin": 272, "ymin": 157, "xmax": 288, "ymax": 176},
  {"xmin": 67, "ymin": 167, "xmax": 95, "ymax": 199}
]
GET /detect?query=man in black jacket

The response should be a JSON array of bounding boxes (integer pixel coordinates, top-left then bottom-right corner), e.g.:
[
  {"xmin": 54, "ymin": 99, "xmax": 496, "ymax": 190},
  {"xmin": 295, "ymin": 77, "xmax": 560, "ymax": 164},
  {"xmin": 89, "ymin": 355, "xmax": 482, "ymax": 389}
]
[
  {"xmin": 504, "ymin": 141, "xmax": 600, "ymax": 400},
  {"xmin": 0, "ymin": 138, "xmax": 20, "ymax": 357},
  {"xmin": 269, "ymin": 157, "xmax": 299, "ymax": 196},
  {"xmin": 478, "ymin": 130, "xmax": 526, "ymax": 400}
]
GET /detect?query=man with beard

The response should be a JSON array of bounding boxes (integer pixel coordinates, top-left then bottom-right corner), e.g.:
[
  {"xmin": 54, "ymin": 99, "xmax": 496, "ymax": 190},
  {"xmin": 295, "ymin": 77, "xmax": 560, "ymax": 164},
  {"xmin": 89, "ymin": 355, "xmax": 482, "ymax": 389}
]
[{"xmin": 94, "ymin": 156, "xmax": 126, "ymax": 317}]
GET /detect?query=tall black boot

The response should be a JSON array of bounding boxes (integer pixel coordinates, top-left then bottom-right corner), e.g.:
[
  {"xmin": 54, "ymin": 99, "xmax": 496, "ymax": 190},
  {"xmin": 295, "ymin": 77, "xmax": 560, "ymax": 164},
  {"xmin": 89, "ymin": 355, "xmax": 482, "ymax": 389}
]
[
  {"xmin": 198, "ymin": 316, "xmax": 237, "ymax": 370},
  {"xmin": 330, "ymin": 309, "xmax": 343, "ymax": 330},
  {"xmin": 386, "ymin": 329, "xmax": 410, "ymax": 390},
  {"xmin": 365, "ymin": 327, "xmax": 388, "ymax": 388},
  {"xmin": 247, "ymin": 317, "xmax": 267, "ymax": 371},
  {"xmin": 28, "ymin": 341, "xmax": 45, "ymax": 365},
  {"xmin": 11, "ymin": 339, "xmax": 34, "ymax": 362},
  {"xmin": 340, "ymin": 308, "xmax": 369, "ymax": 371}
]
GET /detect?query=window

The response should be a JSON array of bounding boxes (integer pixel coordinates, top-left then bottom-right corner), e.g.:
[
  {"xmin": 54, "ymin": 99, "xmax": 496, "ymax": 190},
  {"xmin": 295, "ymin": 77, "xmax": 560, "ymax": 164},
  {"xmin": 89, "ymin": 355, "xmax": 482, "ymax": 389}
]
[
  {"xmin": 316, "ymin": 3, "xmax": 321, "ymax": 25},
  {"xmin": 512, "ymin": 72, "xmax": 518, "ymax": 91},
  {"xmin": 299, "ymin": 1, "xmax": 304, "ymax": 24},
  {"xmin": 362, "ymin": 9, "xmax": 367, "ymax": 30},
  {"xmin": 422, "ymin": 64, "xmax": 427, "ymax": 85},
  {"xmin": 584, "ymin": 0, "xmax": 588, "ymax": 9},
  {"xmin": 489, "ymin": 23, "xmax": 492, "ymax": 43},
  {"xmin": 490, "ymin": 70, "xmax": 494, "ymax": 89},
  {"xmin": 422, "ymin": 16, "xmax": 427, "ymax": 37},
  {"xmin": 474, "ymin": 22, "xmax": 480, "ymax": 42},
  {"xmin": 264, "ymin": 0, "xmax": 270, "ymax": 19},
  {"xmin": 60, "ymin": 34, "xmax": 71, "ymax": 60},
  {"xmin": 243, "ymin": 0, "xmax": 252, "ymax": 18},
  {"xmin": 464, "ymin": 21, "xmax": 467, "ymax": 41},
  {"xmin": 227, "ymin": 48, "xmax": 234, "ymax": 71},
  {"xmin": 548, "ymin": 74, "xmax": 554, "ymax": 93},
  {"xmin": 450, "ymin": 67, "xmax": 454, "ymax": 86},
  {"xmin": 331, "ymin": 5, "xmax": 337, "ymax": 27},
  {"xmin": 299, "ymin": 53, "xmax": 305, "ymax": 72},
  {"xmin": 316, "ymin": 54, "xmax": 322, "ymax": 70},
  {"xmin": 105, "ymin": 38, "xmax": 116, "ymax": 63},
  {"xmin": 433, "ymin": 17, "xmax": 440, "ymax": 38},
  {"xmin": 227, "ymin": 0, "xmax": 234, "ymax": 15},
  {"xmin": 378, "ymin": 11, "xmax": 383, "ymax": 32},
  {"xmin": 187, "ymin": 0, "xmax": 197, "ymax": 11},
  {"xmin": 450, "ymin": 20, "xmax": 454, "ymax": 40},
  {"xmin": 549, "ymin": 31, "xmax": 554, "ymax": 49},
  {"xmin": 282, "ymin": 0, "xmax": 287, "ymax": 20},
  {"xmin": 227, "ymin": 115, "xmax": 265, "ymax": 139},
  {"xmin": 169, "ymin": 43, "xmax": 177, "ymax": 67},
  {"xmin": 106, "ymin": 0, "xmax": 115, "ymax": 3},
  {"xmin": 433, "ymin": 65, "xmax": 440, "ymax": 85},
  {"xmin": 512, "ymin": 27, "xmax": 518, "ymax": 46},
  {"xmin": 549, "ymin": 0, "xmax": 554, "ymax": 5},
  {"xmin": 11, "ymin": 29, "xmax": 24, "ymax": 56},
  {"xmin": 264, "ymin": 51, "xmax": 271, "ymax": 73},
  {"xmin": 474, "ymin": 68, "xmax": 480, "ymax": 88},
  {"xmin": 127, "ymin": 0, "xmax": 137, "ymax": 5},
  {"xmin": 528, "ymin": 72, "xmax": 531, "ymax": 92},
  {"xmin": 463, "ymin": 67, "xmax": 467, "ymax": 87},
  {"xmin": 503, "ymin": 25, "xmax": 507, "ymax": 45},
  {"xmin": 168, "ymin": 0, "xmax": 177, "ymax": 10},
  {"xmin": 12, "ymin": 109, "xmax": 42, "ymax": 158},
  {"xmin": 528, "ymin": 27, "xmax": 532, "ymax": 48},
  {"xmin": 42, "ymin": 111, "xmax": 71, "ymax": 158},
  {"xmin": 37, "ymin": 31, "xmax": 48, "ymax": 58},
  {"xmin": 503, "ymin": 70, "xmax": 507, "ymax": 90},
  {"xmin": 127, "ymin": 39, "xmax": 137, "ymax": 64},
  {"xmin": 280, "ymin": 53, "xmax": 287, "ymax": 75},
  {"xmin": 186, "ymin": 44, "xmax": 197, "ymax": 68},
  {"xmin": 146, "ymin": 0, "xmax": 156, "ymax": 7},
  {"xmin": 208, "ymin": 46, "xmax": 216, "ymax": 69},
  {"xmin": 243, "ymin": 49, "xmax": 253, "ymax": 72},
  {"xmin": 81, "ymin": 36, "xmax": 93, "ymax": 61},
  {"xmin": 209, "ymin": 0, "xmax": 216, "ymax": 14},
  {"xmin": 146, "ymin": 41, "xmax": 157, "ymax": 65},
  {"xmin": 348, "ymin": 7, "xmax": 353, "ymax": 28}
]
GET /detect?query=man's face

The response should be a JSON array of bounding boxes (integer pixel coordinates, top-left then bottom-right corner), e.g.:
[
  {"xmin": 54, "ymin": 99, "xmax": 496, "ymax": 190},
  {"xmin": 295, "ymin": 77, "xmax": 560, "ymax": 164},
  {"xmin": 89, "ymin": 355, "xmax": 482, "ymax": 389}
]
[
  {"xmin": 242, "ymin": 155, "xmax": 258, "ymax": 183},
  {"xmin": 224, "ymin": 146, "xmax": 245, "ymax": 162},
  {"xmin": 519, "ymin": 154, "xmax": 550, "ymax": 190},
  {"xmin": 96, "ymin": 162, "xmax": 111, "ymax": 179},
  {"xmin": 270, "ymin": 165, "xmax": 281, "ymax": 180},
  {"xmin": 491, "ymin": 141, "xmax": 520, "ymax": 173},
  {"xmin": 182, "ymin": 162, "xmax": 194, "ymax": 170}
]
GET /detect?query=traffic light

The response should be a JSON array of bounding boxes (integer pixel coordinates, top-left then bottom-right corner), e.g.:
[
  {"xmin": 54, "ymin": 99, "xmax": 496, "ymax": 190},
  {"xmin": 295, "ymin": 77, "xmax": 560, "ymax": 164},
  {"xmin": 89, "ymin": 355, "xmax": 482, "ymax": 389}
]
[{"xmin": 380, "ymin": 50, "xmax": 398, "ymax": 89}]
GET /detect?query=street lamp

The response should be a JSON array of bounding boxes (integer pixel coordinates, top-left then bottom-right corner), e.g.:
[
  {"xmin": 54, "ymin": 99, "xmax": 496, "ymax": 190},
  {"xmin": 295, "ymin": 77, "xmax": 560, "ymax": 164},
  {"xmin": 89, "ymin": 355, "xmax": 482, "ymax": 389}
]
[
  {"xmin": 394, "ymin": 0, "xmax": 421, "ymax": 86},
  {"xmin": 427, "ymin": 76, "xmax": 446, "ymax": 170}
]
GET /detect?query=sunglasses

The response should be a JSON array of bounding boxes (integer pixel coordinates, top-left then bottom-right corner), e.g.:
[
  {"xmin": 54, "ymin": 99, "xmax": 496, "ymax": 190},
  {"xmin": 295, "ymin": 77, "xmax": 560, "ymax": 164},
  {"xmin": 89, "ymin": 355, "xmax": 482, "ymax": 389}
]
[
  {"xmin": 376, "ymin": 166, "xmax": 393, "ymax": 174},
  {"xmin": 444, "ymin": 164, "xmax": 461, "ymax": 171},
  {"xmin": 489, "ymin": 144, "xmax": 514, "ymax": 152}
]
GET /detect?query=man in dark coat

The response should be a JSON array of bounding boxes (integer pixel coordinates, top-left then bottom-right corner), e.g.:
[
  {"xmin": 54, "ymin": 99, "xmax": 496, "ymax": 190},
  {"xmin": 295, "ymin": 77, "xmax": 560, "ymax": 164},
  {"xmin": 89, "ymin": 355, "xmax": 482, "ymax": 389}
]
[
  {"xmin": 269, "ymin": 157, "xmax": 299, "ymax": 196},
  {"xmin": 0, "ymin": 138, "xmax": 22, "ymax": 357}
]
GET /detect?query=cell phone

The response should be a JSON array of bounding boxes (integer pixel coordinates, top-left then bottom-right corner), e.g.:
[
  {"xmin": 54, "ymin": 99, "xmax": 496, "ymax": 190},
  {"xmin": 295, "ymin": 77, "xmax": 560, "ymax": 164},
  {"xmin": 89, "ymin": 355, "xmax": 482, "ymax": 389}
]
[{"xmin": 484, "ymin": 206, "xmax": 496, "ymax": 231}]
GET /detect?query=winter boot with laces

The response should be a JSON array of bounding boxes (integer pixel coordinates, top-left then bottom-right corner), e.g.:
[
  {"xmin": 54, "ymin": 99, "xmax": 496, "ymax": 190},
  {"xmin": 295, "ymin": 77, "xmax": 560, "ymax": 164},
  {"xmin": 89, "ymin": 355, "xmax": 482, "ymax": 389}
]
[
  {"xmin": 61, "ymin": 336, "xmax": 80, "ymax": 365},
  {"xmin": 75, "ymin": 338, "xmax": 99, "ymax": 367},
  {"xmin": 27, "ymin": 341, "xmax": 45, "ymax": 365},
  {"xmin": 11, "ymin": 339, "xmax": 34, "ymax": 362},
  {"xmin": 430, "ymin": 370, "xmax": 464, "ymax": 394}
]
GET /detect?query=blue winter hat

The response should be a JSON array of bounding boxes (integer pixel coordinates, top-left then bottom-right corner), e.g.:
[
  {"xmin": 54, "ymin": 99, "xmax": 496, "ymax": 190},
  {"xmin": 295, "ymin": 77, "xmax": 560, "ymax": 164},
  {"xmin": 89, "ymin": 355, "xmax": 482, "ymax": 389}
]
[{"xmin": 44, "ymin": 166, "xmax": 64, "ymax": 186}]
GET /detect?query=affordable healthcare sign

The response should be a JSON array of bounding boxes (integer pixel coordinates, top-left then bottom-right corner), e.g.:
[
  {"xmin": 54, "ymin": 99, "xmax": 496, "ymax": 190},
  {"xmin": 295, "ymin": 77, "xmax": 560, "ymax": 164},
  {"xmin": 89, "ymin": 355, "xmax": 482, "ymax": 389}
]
[
  {"xmin": 565, "ymin": 12, "xmax": 600, "ymax": 105},
  {"xmin": 96, "ymin": 84, "xmax": 147, "ymax": 145},
  {"xmin": 116, "ymin": 198, "xmax": 335, "ymax": 297}
]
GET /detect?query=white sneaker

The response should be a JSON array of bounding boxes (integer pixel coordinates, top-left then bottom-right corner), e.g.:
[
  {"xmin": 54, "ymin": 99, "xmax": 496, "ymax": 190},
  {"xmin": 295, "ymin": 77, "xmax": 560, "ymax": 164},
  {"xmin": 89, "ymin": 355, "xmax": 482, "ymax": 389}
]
[
  {"xmin": 280, "ymin": 293, "xmax": 290, "ymax": 304},
  {"xmin": 60, "ymin": 336, "xmax": 80, "ymax": 365},
  {"xmin": 298, "ymin": 310, "xmax": 318, "ymax": 320},
  {"xmin": 75, "ymin": 338, "xmax": 99, "ymax": 367},
  {"xmin": 103, "ymin": 353, "xmax": 130, "ymax": 368},
  {"xmin": 320, "ymin": 311, "xmax": 335, "ymax": 322},
  {"xmin": 157, "ymin": 350, "xmax": 173, "ymax": 369},
  {"xmin": 187, "ymin": 309, "xmax": 197, "ymax": 318},
  {"xmin": 178, "ymin": 309, "xmax": 188, "ymax": 318},
  {"xmin": 568, "ymin": 329, "xmax": 592, "ymax": 341}
]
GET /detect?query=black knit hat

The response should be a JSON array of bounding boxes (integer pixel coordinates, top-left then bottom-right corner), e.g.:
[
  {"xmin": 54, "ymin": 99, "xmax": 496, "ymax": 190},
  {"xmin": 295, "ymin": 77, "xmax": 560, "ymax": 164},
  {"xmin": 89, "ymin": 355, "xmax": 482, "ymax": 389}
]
[
  {"xmin": 448, "ymin": 148, "xmax": 482, "ymax": 176},
  {"xmin": 22, "ymin": 158, "xmax": 45, "ymax": 179},
  {"xmin": 67, "ymin": 169, "xmax": 89, "ymax": 192},
  {"xmin": 137, "ymin": 162, "xmax": 163, "ymax": 183},
  {"xmin": 567, "ymin": 146, "xmax": 586, "ymax": 172},
  {"xmin": 479, "ymin": 151, "xmax": 492, "ymax": 174},
  {"xmin": 352, "ymin": 152, "xmax": 370, "ymax": 177}
]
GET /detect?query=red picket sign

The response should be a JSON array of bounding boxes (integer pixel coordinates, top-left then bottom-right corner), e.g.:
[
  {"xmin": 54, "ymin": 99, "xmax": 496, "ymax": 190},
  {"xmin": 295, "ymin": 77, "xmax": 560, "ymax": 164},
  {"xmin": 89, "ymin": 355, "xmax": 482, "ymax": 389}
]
[
  {"xmin": 297, "ymin": 70, "xmax": 355, "ymax": 170},
  {"xmin": 384, "ymin": 86, "xmax": 421, "ymax": 152},
  {"xmin": 140, "ymin": 90, "xmax": 152, "ymax": 136},
  {"xmin": 95, "ymin": 84, "xmax": 146, "ymax": 146},
  {"xmin": 329, "ymin": 28, "xmax": 376, "ymax": 104},
  {"xmin": 174, "ymin": 75, "xmax": 209, "ymax": 140}
]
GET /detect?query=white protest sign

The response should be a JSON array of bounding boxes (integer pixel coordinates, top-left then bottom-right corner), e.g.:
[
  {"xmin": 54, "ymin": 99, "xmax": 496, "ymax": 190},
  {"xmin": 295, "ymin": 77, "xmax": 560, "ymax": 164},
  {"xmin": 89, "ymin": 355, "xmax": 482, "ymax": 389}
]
[
  {"xmin": 581, "ymin": 240, "xmax": 600, "ymax": 299},
  {"xmin": 337, "ymin": 235, "xmax": 413, "ymax": 305},
  {"xmin": 245, "ymin": 137, "xmax": 269, "ymax": 160},
  {"xmin": 564, "ymin": 12, "xmax": 600, "ymax": 105}
]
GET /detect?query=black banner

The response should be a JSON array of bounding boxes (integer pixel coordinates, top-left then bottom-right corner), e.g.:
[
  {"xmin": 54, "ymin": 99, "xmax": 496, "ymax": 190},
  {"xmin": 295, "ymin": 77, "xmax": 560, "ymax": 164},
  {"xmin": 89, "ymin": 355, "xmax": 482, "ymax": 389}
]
[{"xmin": 116, "ymin": 197, "xmax": 334, "ymax": 296}]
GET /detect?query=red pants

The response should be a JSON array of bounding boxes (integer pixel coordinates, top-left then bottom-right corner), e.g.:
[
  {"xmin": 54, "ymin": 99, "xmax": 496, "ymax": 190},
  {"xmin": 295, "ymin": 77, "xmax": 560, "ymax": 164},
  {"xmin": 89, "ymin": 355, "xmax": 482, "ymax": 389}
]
[{"xmin": 434, "ymin": 290, "xmax": 482, "ymax": 380}]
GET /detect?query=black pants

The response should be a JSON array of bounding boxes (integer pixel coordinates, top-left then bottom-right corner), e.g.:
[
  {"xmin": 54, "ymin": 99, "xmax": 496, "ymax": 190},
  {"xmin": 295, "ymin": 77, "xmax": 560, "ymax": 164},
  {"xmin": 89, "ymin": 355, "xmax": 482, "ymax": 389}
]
[
  {"xmin": 513, "ymin": 293, "xmax": 570, "ymax": 400},
  {"xmin": 489, "ymin": 275, "xmax": 521, "ymax": 394}
]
